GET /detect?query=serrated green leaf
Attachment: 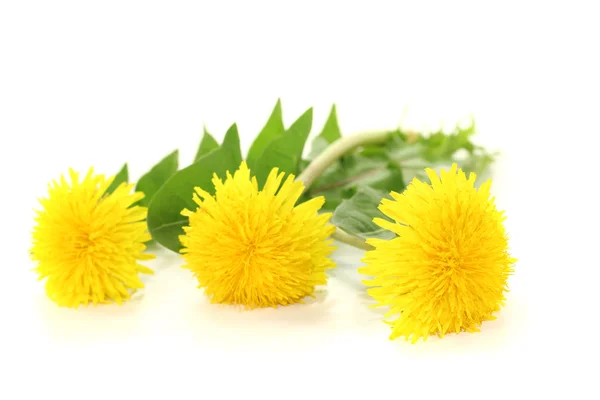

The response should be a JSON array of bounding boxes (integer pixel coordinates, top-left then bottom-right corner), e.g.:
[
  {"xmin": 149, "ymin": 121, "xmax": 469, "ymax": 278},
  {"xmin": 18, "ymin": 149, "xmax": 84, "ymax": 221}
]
[
  {"xmin": 308, "ymin": 105, "xmax": 341, "ymax": 159},
  {"xmin": 105, "ymin": 163, "xmax": 128, "ymax": 195},
  {"xmin": 306, "ymin": 122, "xmax": 482, "ymax": 213},
  {"xmin": 305, "ymin": 117, "xmax": 493, "ymax": 228},
  {"xmin": 418, "ymin": 119, "xmax": 476, "ymax": 162},
  {"xmin": 253, "ymin": 108, "xmax": 313, "ymax": 187},
  {"xmin": 221, "ymin": 123, "xmax": 242, "ymax": 167},
  {"xmin": 331, "ymin": 186, "xmax": 395, "ymax": 240},
  {"xmin": 246, "ymin": 99, "xmax": 285, "ymax": 170},
  {"xmin": 194, "ymin": 127, "xmax": 219, "ymax": 162},
  {"xmin": 135, "ymin": 150, "xmax": 179, "ymax": 208},
  {"xmin": 147, "ymin": 146, "xmax": 240, "ymax": 252}
]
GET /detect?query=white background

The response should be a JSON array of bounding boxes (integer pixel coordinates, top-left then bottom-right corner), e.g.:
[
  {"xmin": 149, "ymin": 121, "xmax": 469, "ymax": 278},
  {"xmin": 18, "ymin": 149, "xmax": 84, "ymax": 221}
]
[{"xmin": 1, "ymin": 1, "xmax": 599, "ymax": 399}]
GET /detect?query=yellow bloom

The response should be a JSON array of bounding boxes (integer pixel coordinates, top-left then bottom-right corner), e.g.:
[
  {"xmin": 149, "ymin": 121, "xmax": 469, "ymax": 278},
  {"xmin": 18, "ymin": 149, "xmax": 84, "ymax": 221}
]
[
  {"xmin": 360, "ymin": 164, "xmax": 515, "ymax": 342},
  {"xmin": 180, "ymin": 162, "xmax": 336, "ymax": 308},
  {"xmin": 31, "ymin": 169, "xmax": 154, "ymax": 308}
]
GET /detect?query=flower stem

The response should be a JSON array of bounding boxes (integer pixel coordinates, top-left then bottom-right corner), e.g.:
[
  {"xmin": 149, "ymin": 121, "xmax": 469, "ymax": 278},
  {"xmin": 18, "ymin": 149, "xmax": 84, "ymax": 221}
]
[
  {"xmin": 296, "ymin": 130, "xmax": 390, "ymax": 190},
  {"xmin": 331, "ymin": 228, "xmax": 374, "ymax": 251}
]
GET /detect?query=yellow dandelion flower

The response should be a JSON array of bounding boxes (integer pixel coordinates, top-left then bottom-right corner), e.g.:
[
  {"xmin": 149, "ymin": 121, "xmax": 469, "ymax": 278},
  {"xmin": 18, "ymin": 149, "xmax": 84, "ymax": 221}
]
[
  {"xmin": 31, "ymin": 169, "xmax": 155, "ymax": 308},
  {"xmin": 180, "ymin": 162, "xmax": 336, "ymax": 308},
  {"xmin": 360, "ymin": 164, "xmax": 515, "ymax": 343}
]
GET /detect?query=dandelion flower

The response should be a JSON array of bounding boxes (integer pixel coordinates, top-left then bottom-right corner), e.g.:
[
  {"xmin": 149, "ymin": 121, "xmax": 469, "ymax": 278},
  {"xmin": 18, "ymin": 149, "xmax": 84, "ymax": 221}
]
[
  {"xmin": 180, "ymin": 162, "xmax": 335, "ymax": 308},
  {"xmin": 360, "ymin": 164, "xmax": 515, "ymax": 342},
  {"xmin": 31, "ymin": 169, "xmax": 154, "ymax": 308}
]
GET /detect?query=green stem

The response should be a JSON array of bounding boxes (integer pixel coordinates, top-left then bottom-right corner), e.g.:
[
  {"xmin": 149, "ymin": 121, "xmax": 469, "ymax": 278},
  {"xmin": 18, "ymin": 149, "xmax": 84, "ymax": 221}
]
[
  {"xmin": 296, "ymin": 130, "xmax": 390, "ymax": 190},
  {"xmin": 331, "ymin": 228, "xmax": 374, "ymax": 251}
]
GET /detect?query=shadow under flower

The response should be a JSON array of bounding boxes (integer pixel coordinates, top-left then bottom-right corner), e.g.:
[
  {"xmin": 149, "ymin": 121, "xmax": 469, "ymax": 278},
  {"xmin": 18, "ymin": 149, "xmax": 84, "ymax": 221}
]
[
  {"xmin": 34, "ymin": 289, "xmax": 147, "ymax": 344},
  {"xmin": 169, "ymin": 285, "xmax": 342, "ymax": 351}
]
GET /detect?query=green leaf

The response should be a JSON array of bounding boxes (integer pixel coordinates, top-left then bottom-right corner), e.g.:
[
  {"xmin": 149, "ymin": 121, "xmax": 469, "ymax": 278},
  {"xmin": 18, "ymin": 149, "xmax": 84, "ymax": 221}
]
[
  {"xmin": 319, "ymin": 104, "xmax": 342, "ymax": 143},
  {"xmin": 253, "ymin": 108, "xmax": 313, "ymax": 187},
  {"xmin": 147, "ymin": 131, "xmax": 242, "ymax": 252},
  {"xmin": 135, "ymin": 150, "xmax": 179, "ymax": 207},
  {"xmin": 315, "ymin": 186, "xmax": 356, "ymax": 212},
  {"xmin": 310, "ymin": 153, "xmax": 405, "ymax": 196},
  {"xmin": 246, "ymin": 99, "xmax": 285, "ymax": 170},
  {"xmin": 367, "ymin": 162, "xmax": 405, "ymax": 192},
  {"xmin": 105, "ymin": 163, "xmax": 128, "ymax": 195},
  {"xmin": 221, "ymin": 123, "xmax": 243, "ymax": 167},
  {"xmin": 194, "ymin": 126, "xmax": 219, "ymax": 162},
  {"xmin": 305, "ymin": 117, "xmax": 493, "ymax": 224},
  {"xmin": 418, "ymin": 119, "xmax": 476, "ymax": 162},
  {"xmin": 331, "ymin": 186, "xmax": 395, "ymax": 240},
  {"xmin": 309, "ymin": 104, "xmax": 341, "ymax": 159},
  {"xmin": 306, "ymin": 123, "xmax": 484, "ymax": 214},
  {"xmin": 385, "ymin": 131, "xmax": 425, "ymax": 162},
  {"xmin": 460, "ymin": 148, "xmax": 497, "ymax": 182}
]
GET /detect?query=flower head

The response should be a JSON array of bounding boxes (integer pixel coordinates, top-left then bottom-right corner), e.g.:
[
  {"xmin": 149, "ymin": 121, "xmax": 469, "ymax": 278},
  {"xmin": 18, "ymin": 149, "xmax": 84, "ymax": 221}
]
[
  {"xmin": 180, "ymin": 162, "xmax": 336, "ymax": 308},
  {"xmin": 360, "ymin": 164, "xmax": 515, "ymax": 342},
  {"xmin": 31, "ymin": 169, "xmax": 154, "ymax": 308}
]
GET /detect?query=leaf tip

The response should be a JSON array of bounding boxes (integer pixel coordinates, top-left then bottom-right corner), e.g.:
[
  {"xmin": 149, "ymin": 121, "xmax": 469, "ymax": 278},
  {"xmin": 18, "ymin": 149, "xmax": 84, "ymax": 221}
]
[
  {"xmin": 228, "ymin": 122, "xmax": 239, "ymax": 133},
  {"xmin": 302, "ymin": 107, "xmax": 314, "ymax": 121},
  {"xmin": 168, "ymin": 149, "xmax": 180, "ymax": 162}
]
